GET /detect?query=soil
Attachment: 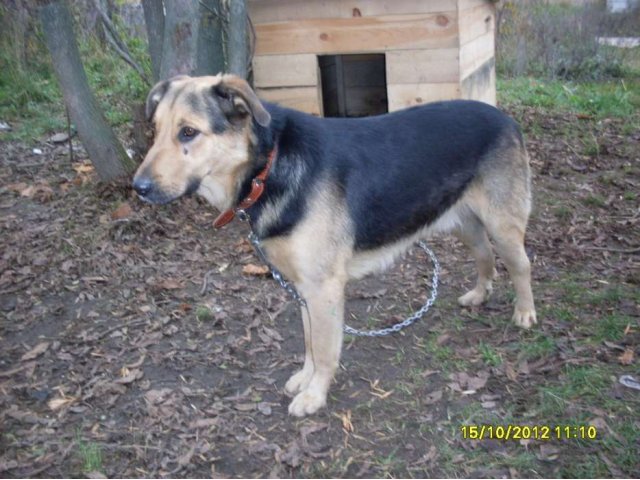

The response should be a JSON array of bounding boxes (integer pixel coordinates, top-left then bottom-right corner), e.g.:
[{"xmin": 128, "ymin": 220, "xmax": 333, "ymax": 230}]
[{"xmin": 1, "ymin": 107, "xmax": 638, "ymax": 478}]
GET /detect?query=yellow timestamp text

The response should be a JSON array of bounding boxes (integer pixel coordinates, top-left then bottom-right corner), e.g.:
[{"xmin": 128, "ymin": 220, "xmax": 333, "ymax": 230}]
[{"xmin": 460, "ymin": 424, "xmax": 598, "ymax": 441}]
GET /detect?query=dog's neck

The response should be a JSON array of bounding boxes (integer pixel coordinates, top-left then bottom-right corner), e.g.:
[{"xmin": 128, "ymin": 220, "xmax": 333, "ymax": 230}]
[{"xmin": 213, "ymin": 146, "xmax": 277, "ymax": 228}]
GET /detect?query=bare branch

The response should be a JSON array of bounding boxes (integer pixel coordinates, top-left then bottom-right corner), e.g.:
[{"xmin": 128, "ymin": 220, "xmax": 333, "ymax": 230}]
[{"xmin": 91, "ymin": 0, "xmax": 151, "ymax": 86}]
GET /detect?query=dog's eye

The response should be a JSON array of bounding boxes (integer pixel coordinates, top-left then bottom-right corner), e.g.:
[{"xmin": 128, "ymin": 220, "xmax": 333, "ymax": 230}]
[{"xmin": 178, "ymin": 126, "xmax": 199, "ymax": 142}]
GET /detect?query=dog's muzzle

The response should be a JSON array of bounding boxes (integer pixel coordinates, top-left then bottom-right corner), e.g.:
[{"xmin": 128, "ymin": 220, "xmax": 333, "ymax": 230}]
[{"xmin": 132, "ymin": 176, "xmax": 173, "ymax": 204}]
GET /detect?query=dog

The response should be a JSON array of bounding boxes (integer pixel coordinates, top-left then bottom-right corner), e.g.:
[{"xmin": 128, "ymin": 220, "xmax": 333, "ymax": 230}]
[{"xmin": 133, "ymin": 74, "xmax": 536, "ymax": 417}]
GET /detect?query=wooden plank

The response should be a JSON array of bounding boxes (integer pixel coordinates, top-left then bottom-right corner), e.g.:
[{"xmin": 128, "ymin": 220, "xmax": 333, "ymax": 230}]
[
  {"xmin": 458, "ymin": 3, "xmax": 495, "ymax": 46},
  {"xmin": 387, "ymin": 83, "xmax": 461, "ymax": 110},
  {"xmin": 254, "ymin": 13, "xmax": 458, "ymax": 56},
  {"xmin": 459, "ymin": 30, "xmax": 494, "ymax": 80},
  {"xmin": 253, "ymin": 54, "xmax": 318, "ymax": 88},
  {"xmin": 457, "ymin": 0, "xmax": 493, "ymax": 10},
  {"xmin": 386, "ymin": 49, "xmax": 459, "ymax": 84},
  {"xmin": 257, "ymin": 87, "xmax": 322, "ymax": 115},
  {"xmin": 249, "ymin": 0, "xmax": 458, "ymax": 24},
  {"xmin": 460, "ymin": 58, "xmax": 496, "ymax": 105}
]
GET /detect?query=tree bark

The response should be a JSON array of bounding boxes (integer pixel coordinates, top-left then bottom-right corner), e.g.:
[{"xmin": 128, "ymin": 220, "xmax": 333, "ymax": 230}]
[
  {"xmin": 142, "ymin": 0, "xmax": 164, "ymax": 82},
  {"xmin": 39, "ymin": 0, "xmax": 135, "ymax": 182},
  {"xmin": 159, "ymin": 0, "xmax": 200, "ymax": 79},
  {"xmin": 196, "ymin": 0, "xmax": 225, "ymax": 76},
  {"xmin": 226, "ymin": 0, "xmax": 248, "ymax": 78}
]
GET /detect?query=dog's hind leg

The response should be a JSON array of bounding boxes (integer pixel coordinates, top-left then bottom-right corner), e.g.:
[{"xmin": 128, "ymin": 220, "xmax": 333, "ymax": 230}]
[
  {"xmin": 288, "ymin": 275, "xmax": 346, "ymax": 417},
  {"xmin": 455, "ymin": 212, "xmax": 497, "ymax": 307},
  {"xmin": 483, "ymin": 213, "xmax": 537, "ymax": 329}
]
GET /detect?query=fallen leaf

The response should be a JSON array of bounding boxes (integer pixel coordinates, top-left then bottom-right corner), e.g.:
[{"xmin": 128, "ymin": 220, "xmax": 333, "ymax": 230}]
[
  {"xmin": 338, "ymin": 410, "xmax": 353, "ymax": 433},
  {"xmin": 6, "ymin": 182, "xmax": 28, "ymax": 194},
  {"xmin": 21, "ymin": 342, "xmax": 50, "ymax": 361},
  {"xmin": 505, "ymin": 362, "xmax": 518, "ymax": 381},
  {"xmin": 277, "ymin": 441, "xmax": 303, "ymax": 468},
  {"xmin": 111, "ymin": 202, "xmax": 133, "ymax": 220},
  {"xmin": 257, "ymin": 402, "xmax": 272, "ymax": 416},
  {"xmin": 190, "ymin": 418, "xmax": 219, "ymax": 429},
  {"xmin": 115, "ymin": 368, "xmax": 143, "ymax": 384},
  {"xmin": 234, "ymin": 402, "xmax": 255, "ymax": 412},
  {"xmin": 49, "ymin": 132, "xmax": 70, "ymax": 143},
  {"xmin": 154, "ymin": 278, "xmax": 183, "ymax": 290},
  {"xmin": 242, "ymin": 264, "xmax": 270, "ymax": 276},
  {"xmin": 537, "ymin": 444, "xmax": 560, "ymax": 461},
  {"xmin": 424, "ymin": 389, "xmax": 443, "ymax": 405},
  {"xmin": 48, "ymin": 395, "xmax": 76, "ymax": 411},
  {"xmin": 86, "ymin": 471, "xmax": 107, "ymax": 479},
  {"xmin": 73, "ymin": 162, "xmax": 94, "ymax": 174},
  {"xmin": 177, "ymin": 445, "xmax": 196, "ymax": 466},
  {"xmin": 618, "ymin": 347, "xmax": 634, "ymax": 365}
]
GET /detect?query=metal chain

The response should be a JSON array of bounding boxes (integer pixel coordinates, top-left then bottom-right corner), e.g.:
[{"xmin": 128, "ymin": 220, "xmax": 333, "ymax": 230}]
[
  {"xmin": 344, "ymin": 241, "xmax": 440, "ymax": 337},
  {"xmin": 248, "ymin": 232, "xmax": 440, "ymax": 337}
]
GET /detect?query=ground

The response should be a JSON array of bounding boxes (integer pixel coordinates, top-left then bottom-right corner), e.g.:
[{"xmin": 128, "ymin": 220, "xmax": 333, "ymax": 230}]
[{"xmin": 0, "ymin": 105, "xmax": 638, "ymax": 478}]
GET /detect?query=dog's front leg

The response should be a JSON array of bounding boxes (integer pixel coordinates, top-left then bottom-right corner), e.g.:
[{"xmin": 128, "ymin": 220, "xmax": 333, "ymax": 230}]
[
  {"xmin": 284, "ymin": 305, "xmax": 313, "ymax": 395},
  {"xmin": 287, "ymin": 277, "xmax": 345, "ymax": 417}
]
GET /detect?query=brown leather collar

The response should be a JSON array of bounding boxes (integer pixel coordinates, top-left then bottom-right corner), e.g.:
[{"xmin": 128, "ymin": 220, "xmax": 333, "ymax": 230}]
[{"xmin": 213, "ymin": 147, "xmax": 277, "ymax": 228}]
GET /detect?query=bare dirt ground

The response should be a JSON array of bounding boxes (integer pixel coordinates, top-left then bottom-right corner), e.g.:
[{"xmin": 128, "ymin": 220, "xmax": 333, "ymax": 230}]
[{"xmin": 1, "ymin": 107, "xmax": 639, "ymax": 478}]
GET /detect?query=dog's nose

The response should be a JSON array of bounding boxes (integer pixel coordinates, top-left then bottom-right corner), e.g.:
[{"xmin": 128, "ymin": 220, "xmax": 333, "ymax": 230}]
[{"xmin": 132, "ymin": 177, "xmax": 153, "ymax": 197}]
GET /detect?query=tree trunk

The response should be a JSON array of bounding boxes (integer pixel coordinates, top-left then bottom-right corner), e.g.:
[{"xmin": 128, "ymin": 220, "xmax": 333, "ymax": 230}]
[
  {"xmin": 196, "ymin": 0, "xmax": 225, "ymax": 76},
  {"xmin": 39, "ymin": 0, "xmax": 135, "ymax": 182},
  {"xmin": 226, "ymin": 0, "xmax": 248, "ymax": 78},
  {"xmin": 159, "ymin": 0, "xmax": 200, "ymax": 79},
  {"xmin": 142, "ymin": 0, "xmax": 164, "ymax": 82}
]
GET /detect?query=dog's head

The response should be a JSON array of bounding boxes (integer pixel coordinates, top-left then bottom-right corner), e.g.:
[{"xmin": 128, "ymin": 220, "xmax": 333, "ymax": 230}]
[{"xmin": 132, "ymin": 74, "xmax": 271, "ymax": 210}]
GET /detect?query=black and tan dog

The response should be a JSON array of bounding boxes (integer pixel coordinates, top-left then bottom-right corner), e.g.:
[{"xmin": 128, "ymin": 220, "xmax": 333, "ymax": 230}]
[{"xmin": 133, "ymin": 74, "xmax": 536, "ymax": 417}]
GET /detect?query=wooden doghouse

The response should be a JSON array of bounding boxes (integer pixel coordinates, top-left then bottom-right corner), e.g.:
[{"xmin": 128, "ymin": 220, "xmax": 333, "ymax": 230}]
[{"xmin": 248, "ymin": 0, "xmax": 497, "ymax": 117}]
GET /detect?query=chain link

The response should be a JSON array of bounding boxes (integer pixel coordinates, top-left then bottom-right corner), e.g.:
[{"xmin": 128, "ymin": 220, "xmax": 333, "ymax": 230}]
[{"xmin": 248, "ymin": 232, "xmax": 439, "ymax": 337}]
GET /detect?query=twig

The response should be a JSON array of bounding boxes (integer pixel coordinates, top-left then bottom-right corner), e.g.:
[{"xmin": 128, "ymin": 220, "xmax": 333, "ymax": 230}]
[
  {"xmin": 580, "ymin": 245, "xmax": 640, "ymax": 254},
  {"xmin": 91, "ymin": 0, "xmax": 151, "ymax": 86},
  {"xmin": 198, "ymin": 0, "xmax": 222, "ymax": 18},
  {"xmin": 247, "ymin": 13, "xmax": 256, "ymax": 77},
  {"xmin": 65, "ymin": 105, "xmax": 74, "ymax": 163},
  {"xmin": 201, "ymin": 269, "xmax": 217, "ymax": 295}
]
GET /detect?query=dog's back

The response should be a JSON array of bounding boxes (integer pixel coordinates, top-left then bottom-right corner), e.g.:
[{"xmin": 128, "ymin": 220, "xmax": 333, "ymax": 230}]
[{"xmin": 261, "ymin": 100, "xmax": 529, "ymax": 250}]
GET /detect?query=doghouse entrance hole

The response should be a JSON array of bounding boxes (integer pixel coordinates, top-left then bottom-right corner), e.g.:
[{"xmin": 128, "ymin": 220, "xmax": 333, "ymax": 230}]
[{"xmin": 319, "ymin": 54, "xmax": 388, "ymax": 117}]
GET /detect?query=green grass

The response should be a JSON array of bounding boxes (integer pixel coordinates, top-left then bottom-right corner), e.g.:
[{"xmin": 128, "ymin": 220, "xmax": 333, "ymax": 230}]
[
  {"xmin": 195, "ymin": 305, "xmax": 213, "ymax": 322},
  {"xmin": 519, "ymin": 333, "xmax": 557, "ymax": 360},
  {"xmin": 76, "ymin": 434, "xmax": 104, "ymax": 475},
  {"xmin": 595, "ymin": 313, "xmax": 633, "ymax": 342},
  {"xmin": 478, "ymin": 341, "xmax": 502, "ymax": 367},
  {"xmin": 0, "ymin": 20, "xmax": 149, "ymax": 144},
  {"xmin": 498, "ymin": 77, "xmax": 640, "ymax": 119}
]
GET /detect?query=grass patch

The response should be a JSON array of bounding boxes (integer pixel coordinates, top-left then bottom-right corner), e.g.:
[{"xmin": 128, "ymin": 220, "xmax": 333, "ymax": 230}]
[
  {"xmin": 518, "ymin": 333, "xmax": 557, "ymax": 360},
  {"xmin": 0, "ymin": 14, "xmax": 148, "ymax": 144},
  {"xmin": 417, "ymin": 334, "xmax": 470, "ymax": 373},
  {"xmin": 498, "ymin": 77, "xmax": 640, "ymax": 119},
  {"xmin": 478, "ymin": 342, "xmax": 502, "ymax": 367},
  {"xmin": 76, "ymin": 435, "xmax": 104, "ymax": 475},
  {"xmin": 594, "ymin": 313, "xmax": 633, "ymax": 342},
  {"xmin": 195, "ymin": 305, "xmax": 213, "ymax": 322},
  {"xmin": 582, "ymin": 194, "xmax": 608, "ymax": 208}
]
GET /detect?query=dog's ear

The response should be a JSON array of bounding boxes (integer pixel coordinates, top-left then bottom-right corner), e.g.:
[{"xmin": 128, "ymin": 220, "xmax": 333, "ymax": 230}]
[
  {"xmin": 213, "ymin": 75, "xmax": 271, "ymax": 127},
  {"xmin": 145, "ymin": 75, "xmax": 189, "ymax": 121}
]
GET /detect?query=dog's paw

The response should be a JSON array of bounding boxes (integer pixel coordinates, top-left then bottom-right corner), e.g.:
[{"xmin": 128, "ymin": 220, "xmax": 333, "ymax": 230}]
[
  {"xmin": 458, "ymin": 287, "xmax": 489, "ymax": 307},
  {"xmin": 288, "ymin": 387, "xmax": 327, "ymax": 417},
  {"xmin": 513, "ymin": 307, "xmax": 537, "ymax": 329},
  {"xmin": 284, "ymin": 367, "xmax": 313, "ymax": 396}
]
